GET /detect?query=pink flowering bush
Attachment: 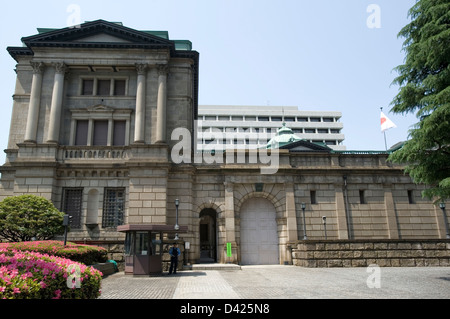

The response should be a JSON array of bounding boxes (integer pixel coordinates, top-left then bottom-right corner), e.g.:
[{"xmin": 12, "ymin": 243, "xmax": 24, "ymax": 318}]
[
  {"xmin": 0, "ymin": 248, "xmax": 102, "ymax": 299},
  {"xmin": 0, "ymin": 240, "xmax": 108, "ymax": 265}
]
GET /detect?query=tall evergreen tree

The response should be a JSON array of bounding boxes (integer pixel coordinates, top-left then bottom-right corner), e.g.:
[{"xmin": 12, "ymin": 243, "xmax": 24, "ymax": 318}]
[{"xmin": 389, "ymin": 0, "xmax": 450, "ymax": 202}]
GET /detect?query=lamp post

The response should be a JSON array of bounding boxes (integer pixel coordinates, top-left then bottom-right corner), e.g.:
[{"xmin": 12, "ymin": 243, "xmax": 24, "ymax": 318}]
[
  {"xmin": 301, "ymin": 203, "xmax": 307, "ymax": 240},
  {"xmin": 174, "ymin": 199, "xmax": 180, "ymax": 241},
  {"xmin": 63, "ymin": 214, "xmax": 72, "ymax": 246},
  {"xmin": 439, "ymin": 202, "xmax": 450, "ymax": 239},
  {"xmin": 322, "ymin": 216, "xmax": 327, "ymax": 240}
]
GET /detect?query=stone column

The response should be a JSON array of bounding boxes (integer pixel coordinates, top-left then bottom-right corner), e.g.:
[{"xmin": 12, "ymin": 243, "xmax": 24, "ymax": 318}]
[
  {"xmin": 285, "ymin": 183, "xmax": 298, "ymax": 242},
  {"xmin": 134, "ymin": 63, "xmax": 147, "ymax": 143},
  {"xmin": 46, "ymin": 62, "xmax": 67, "ymax": 144},
  {"xmin": 384, "ymin": 184, "xmax": 399, "ymax": 239},
  {"xmin": 24, "ymin": 62, "xmax": 45, "ymax": 143},
  {"xmin": 155, "ymin": 65, "xmax": 168, "ymax": 143},
  {"xmin": 224, "ymin": 182, "xmax": 237, "ymax": 263},
  {"xmin": 285, "ymin": 183, "xmax": 298, "ymax": 265}
]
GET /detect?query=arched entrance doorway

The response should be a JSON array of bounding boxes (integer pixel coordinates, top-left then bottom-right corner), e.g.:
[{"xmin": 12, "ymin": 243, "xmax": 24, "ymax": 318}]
[
  {"xmin": 240, "ymin": 197, "xmax": 279, "ymax": 265},
  {"xmin": 199, "ymin": 208, "xmax": 217, "ymax": 263}
]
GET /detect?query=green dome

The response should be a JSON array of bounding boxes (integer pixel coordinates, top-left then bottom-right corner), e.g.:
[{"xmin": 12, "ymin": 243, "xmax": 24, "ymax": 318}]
[{"xmin": 266, "ymin": 123, "xmax": 303, "ymax": 149}]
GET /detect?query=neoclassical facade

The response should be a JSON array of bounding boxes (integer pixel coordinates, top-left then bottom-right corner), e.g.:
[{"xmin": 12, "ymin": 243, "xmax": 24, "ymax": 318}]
[{"xmin": 0, "ymin": 20, "xmax": 448, "ymax": 266}]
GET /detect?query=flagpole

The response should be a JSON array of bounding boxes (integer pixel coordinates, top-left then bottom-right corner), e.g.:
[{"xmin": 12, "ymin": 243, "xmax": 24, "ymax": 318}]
[{"xmin": 381, "ymin": 107, "xmax": 387, "ymax": 151}]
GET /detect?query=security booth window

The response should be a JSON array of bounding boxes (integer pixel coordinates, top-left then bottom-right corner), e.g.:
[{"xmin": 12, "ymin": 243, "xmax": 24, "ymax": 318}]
[
  {"xmin": 124, "ymin": 232, "xmax": 134, "ymax": 256},
  {"xmin": 136, "ymin": 232, "xmax": 149, "ymax": 255}
]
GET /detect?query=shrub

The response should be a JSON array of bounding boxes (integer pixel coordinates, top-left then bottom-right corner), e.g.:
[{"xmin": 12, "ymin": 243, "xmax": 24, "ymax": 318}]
[
  {"xmin": 0, "ymin": 241, "xmax": 108, "ymax": 265},
  {"xmin": 0, "ymin": 249, "xmax": 102, "ymax": 299},
  {"xmin": 0, "ymin": 195, "xmax": 65, "ymax": 242}
]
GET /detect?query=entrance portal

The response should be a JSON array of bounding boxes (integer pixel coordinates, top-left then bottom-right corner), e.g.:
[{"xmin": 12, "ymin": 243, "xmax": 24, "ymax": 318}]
[
  {"xmin": 199, "ymin": 208, "xmax": 217, "ymax": 263},
  {"xmin": 240, "ymin": 197, "xmax": 279, "ymax": 265}
]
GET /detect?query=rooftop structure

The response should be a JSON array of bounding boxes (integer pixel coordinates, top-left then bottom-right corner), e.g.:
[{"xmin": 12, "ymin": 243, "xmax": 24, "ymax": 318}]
[{"xmin": 197, "ymin": 105, "xmax": 346, "ymax": 151}]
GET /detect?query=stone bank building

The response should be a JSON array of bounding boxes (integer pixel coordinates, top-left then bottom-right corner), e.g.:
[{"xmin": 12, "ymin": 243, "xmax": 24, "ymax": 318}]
[{"xmin": 1, "ymin": 20, "xmax": 449, "ymax": 268}]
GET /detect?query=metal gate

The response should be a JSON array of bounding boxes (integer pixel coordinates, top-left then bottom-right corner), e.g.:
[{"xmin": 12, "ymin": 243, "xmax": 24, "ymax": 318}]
[{"xmin": 240, "ymin": 198, "xmax": 279, "ymax": 265}]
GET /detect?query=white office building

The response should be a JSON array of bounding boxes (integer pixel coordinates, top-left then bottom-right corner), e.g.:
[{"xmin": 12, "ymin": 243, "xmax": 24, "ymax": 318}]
[{"xmin": 196, "ymin": 105, "xmax": 346, "ymax": 151}]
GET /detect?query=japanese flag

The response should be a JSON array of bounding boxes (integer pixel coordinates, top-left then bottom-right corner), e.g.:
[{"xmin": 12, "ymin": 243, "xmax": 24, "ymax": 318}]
[{"xmin": 381, "ymin": 112, "xmax": 397, "ymax": 132}]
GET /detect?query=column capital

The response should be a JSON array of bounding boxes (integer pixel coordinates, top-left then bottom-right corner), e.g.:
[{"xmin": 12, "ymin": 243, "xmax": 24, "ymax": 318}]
[
  {"xmin": 53, "ymin": 62, "xmax": 68, "ymax": 74},
  {"xmin": 30, "ymin": 61, "xmax": 45, "ymax": 74},
  {"xmin": 135, "ymin": 63, "xmax": 148, "ymax": 75},
  {"xmin": 157, "ymin": 64, "xmax": 169, "ymax": 76}
]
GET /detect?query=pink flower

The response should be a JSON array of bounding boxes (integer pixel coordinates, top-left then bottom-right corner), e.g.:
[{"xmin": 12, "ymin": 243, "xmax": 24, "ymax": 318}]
[
  {"xmin": 13, "ymin": 287, "xmax": 20, "ymax": 294},
  {"xmin": 39, "ymin": 281, "xmax": 47, "ymax": 289},
  {"xmin": 0, "ymin": 287, "xmax": 5, "ymax": 293}
]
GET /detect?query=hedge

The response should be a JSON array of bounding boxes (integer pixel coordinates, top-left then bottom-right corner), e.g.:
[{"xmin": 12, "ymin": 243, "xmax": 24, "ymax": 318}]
[
  {"xmin": 0, "ymin": 249, "xmax": 102, "ymax": 299},
  {"xmin": 0, "ymin": 240, "xmax": 108, "ymax": 265}
]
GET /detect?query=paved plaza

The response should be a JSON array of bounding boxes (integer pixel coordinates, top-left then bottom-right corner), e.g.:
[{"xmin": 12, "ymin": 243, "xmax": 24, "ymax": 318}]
[{"xmin": 99, "ymin": 265, "xmax": 450, "ymax": 299}]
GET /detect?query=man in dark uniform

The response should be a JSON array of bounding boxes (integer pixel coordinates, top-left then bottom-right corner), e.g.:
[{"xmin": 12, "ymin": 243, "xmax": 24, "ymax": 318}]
[{"xmin": 168, "ymin": 243, "xmax": 181, "ymax": 275}]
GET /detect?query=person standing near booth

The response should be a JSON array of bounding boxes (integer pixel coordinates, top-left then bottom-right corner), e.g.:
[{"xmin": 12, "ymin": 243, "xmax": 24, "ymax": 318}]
[{"xmin": 168, "ymin": 243, "xmax": 181, "ymax": 275}]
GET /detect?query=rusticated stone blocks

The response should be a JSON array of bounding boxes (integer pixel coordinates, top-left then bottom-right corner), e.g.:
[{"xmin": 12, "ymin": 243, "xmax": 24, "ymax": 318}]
[{"xmin": 292, "ymin": 239, "xmax": 450, "ymax": 267}]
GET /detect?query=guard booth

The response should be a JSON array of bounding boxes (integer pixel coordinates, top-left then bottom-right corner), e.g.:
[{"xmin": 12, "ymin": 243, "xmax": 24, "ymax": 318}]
[{"xmin": 117, "ymin": 225, "xmax": 188, "ymax": 276}]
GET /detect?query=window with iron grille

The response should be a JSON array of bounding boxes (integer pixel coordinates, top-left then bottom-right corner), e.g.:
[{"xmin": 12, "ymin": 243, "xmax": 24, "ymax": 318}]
[
  {"xmin": 102, "ymin": 188, "xmax": 125, "ymax": 228},
  {"xmin": 62, "ymin": 188, "xmax": 83, "ymax": 228}
]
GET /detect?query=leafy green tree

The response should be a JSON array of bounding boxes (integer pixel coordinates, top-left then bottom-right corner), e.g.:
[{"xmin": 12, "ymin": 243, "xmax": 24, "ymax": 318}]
[
  {"xmin": 389, "ymin": 0, "xmax": 450, "ymax": 202},
  {"xmin": 0, "ymin": 195, "xmax": 65, "ymax": 242}
]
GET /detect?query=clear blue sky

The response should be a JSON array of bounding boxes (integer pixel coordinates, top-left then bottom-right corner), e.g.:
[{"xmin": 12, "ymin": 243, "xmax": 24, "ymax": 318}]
[{"xmin": 0, "ymin": 0, "xmax": 418, "ymax": 161}]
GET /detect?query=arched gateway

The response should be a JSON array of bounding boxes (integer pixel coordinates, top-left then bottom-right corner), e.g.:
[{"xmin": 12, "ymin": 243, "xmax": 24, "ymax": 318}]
[{"xmin": 240, "ymin": 198, "xmax": 279, "ymax": 265}]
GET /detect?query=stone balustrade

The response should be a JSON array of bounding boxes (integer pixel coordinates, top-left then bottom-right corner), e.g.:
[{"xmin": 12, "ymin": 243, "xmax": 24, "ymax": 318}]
[{"xmin": 59, "ymin": 146, "xmax": 130, "ymax": 160}]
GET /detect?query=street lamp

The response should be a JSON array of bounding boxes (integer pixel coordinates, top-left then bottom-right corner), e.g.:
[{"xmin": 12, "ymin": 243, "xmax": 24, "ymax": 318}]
[
  {"xmin": 439, "ymin": 202, "xmax": 450, "ymax": 239},
  {"xmin": 322, "ymin": 216, "xmax": 327, "ymax": 240},
  {"xmin": 301, "ymin": 202, "xmax": 307, "ymax": 240},
  {"xmin": 174, "ymin": 199, "xmax": 180, "ymax": 240}
]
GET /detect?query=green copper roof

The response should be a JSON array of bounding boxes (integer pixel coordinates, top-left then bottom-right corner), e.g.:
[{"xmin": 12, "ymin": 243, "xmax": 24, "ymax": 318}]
[
  {"xmin": 36, "ymin": 24, "xmax": 192, "ymax": 50},
  {"xmin": 266, "ymin": 123, "xmax": 303, "ymax": 149}
]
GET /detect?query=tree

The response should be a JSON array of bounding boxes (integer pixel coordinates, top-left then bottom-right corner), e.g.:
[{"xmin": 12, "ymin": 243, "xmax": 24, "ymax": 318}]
[
  {"xmin": 0, "ymin": 195, "xmax": 65, "ymax": 242},
  {"xmin": 389, "ymin": 0, "xmax": 450, "ymax": 202}
]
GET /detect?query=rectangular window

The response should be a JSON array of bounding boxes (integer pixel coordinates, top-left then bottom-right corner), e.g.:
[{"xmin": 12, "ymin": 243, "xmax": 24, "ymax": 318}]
[
  {"xmin": 114, "ymin": 80, "xmax": 126, "ymax": 96},
  {"xmin": 113, "ymin": 121, "xmax": 126, "ymax": 146},
  {"xmin": 318, "ymin": 129, "xmax": 329, "ymax": 134},
  {"xmin": 310, "ymin": 190, "xmax": 317, "ymax": 204},
  {"xmin": 102, "ymin": 188, "xmax": 125, "ymax": 228},
  {"xmin": 408, "ymin": 190, "xmax": 415, "ymax": 204},
  {"xmin": 62, "ymin": 188, "xmax": 83, "ymax": 228},
  {"xmin": 359, "ymin": 190, "xmax": 366, "ymax": 204},
  {"xmin": 305, "ymin": 129, "xmax": 316, "ymax": 133},
  {"xmin": 93, "ymin": 120, "xmax": 108, "ymax": 146},
  {"xmin": 258, "ymin": 116, "xmax": 270, "ymax": 122},
  {"xmin": 75, "ymin": 120, "xmax": 88, "ymax": 145},
  {"xmin": 97, "ymin": 79, "xmax": 111, "ymax": 96},
  {"xmin": 82, "ymin": 79, "xmax": 94, "ymax": 95}
]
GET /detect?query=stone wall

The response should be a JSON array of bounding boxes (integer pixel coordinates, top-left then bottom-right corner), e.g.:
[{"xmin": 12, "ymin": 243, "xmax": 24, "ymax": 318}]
[{"xmin": 291, "ymin": 240, "xmax": 450, "ymax": 267}]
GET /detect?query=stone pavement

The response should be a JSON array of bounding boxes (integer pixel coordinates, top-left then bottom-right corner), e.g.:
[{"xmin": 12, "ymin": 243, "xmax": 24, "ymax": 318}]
[{"xmin": 99, "ymin": 264, "xmax": 450, "ymax": 299}]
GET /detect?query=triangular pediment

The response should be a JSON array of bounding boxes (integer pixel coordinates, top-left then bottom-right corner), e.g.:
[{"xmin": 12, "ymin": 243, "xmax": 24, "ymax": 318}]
[
  {"xmin": 21, "ymin": 19, "xmax": 175, "ymax": 50},
  {"xmin": 280, "ymin": 140, "xmax": 332, "ymax": 153}
]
